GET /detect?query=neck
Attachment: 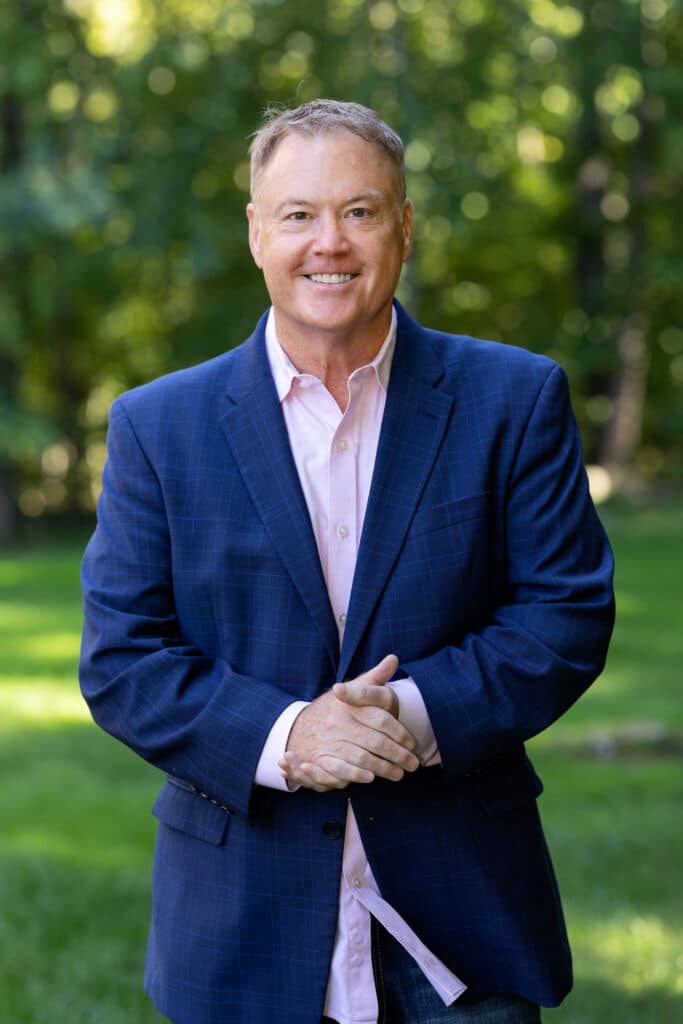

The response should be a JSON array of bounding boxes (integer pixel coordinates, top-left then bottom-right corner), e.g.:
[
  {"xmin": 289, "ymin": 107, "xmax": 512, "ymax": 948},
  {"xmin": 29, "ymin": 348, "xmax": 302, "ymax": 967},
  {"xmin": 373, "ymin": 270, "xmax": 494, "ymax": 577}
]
[{"xmin": 273, "ymin": 312, "xmax": 392, "ymax": 396}]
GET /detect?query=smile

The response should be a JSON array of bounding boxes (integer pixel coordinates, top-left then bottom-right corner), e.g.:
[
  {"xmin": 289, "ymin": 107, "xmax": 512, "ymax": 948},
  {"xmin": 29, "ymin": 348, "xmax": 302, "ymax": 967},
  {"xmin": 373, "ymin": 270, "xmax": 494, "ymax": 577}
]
[{"xmin": 306, "ymin": 273, "xmax": 355, "ymax": 284}]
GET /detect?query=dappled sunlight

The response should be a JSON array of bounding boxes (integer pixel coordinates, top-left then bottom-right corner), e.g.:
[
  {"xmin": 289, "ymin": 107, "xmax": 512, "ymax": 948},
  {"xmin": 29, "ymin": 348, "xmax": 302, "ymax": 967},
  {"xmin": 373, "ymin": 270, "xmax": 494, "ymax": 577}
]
[
  {"xmin": 0, "ymin": 600, "xmax": 82, "ymax": 631},
  {"xmin": 65, "ymin": 0, "xmax": 157, "ymax": 62},
  {"xmin": 570, "ymin": 911, "xmax": 683, "ymax": 997},
  {"xmin": 0, "ymin": 681, "xmax": 90, "ymax": 728},
  {"xmin": 1, "ymin": 630, "xmax": 81, "ymax": 663},
  {"xmin": 0, "ymin": 603, "xmax": 37, "ymax": 631}
]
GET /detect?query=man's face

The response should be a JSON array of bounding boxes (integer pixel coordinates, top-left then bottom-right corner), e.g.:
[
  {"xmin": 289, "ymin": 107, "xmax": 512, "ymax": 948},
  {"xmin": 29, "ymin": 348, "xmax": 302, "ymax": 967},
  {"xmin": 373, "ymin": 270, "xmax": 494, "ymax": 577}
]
[{"xmin": 247, "ymin": 130, "xmax": 413, "ymax": 350}]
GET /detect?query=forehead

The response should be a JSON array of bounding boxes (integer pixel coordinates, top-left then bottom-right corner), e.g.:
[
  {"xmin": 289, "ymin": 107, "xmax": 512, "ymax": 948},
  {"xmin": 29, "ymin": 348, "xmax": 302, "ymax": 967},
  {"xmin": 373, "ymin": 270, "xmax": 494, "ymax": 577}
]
[{"xmin": 255, "ymin": 130, "xmax": 402, "ymax": 205}]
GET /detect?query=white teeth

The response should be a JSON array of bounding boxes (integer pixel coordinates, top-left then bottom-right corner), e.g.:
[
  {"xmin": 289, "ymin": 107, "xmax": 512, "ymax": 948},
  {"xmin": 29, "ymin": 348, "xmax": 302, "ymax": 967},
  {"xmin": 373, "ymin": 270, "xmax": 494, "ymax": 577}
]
[{"xmin": 308, "ymin": 273, "xmax": 353, "ymax": 284}]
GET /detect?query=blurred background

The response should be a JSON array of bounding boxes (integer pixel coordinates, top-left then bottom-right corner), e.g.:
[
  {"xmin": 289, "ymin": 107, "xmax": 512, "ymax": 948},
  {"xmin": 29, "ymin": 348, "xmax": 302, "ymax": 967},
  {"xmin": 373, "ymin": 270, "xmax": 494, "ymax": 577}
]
[{"xmin": 0, "ymin": 1, "xmax": 681, "ymax": 1022}]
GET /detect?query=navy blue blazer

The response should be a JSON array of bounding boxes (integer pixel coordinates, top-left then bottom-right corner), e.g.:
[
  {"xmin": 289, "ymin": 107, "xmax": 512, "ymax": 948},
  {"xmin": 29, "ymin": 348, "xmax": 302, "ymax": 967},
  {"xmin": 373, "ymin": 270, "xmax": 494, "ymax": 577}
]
[{"xmin": 80, "ymin": 302, "xmax": 615, "ymax": 1024}]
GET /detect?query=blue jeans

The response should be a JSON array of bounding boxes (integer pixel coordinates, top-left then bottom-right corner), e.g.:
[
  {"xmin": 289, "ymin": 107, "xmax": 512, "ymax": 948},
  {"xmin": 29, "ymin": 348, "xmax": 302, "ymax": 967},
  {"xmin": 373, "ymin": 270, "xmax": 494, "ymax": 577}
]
[{"xmin": 323, "ymin": 921, "xmax": 542, "ymax": 1024}]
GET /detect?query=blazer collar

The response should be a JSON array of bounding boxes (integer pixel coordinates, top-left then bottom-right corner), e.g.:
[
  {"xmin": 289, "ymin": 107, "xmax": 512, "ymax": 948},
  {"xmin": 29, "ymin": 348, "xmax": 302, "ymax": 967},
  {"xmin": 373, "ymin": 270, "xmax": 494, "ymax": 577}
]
[
  {"xmin": 219, "ymin": 301, "xmax": 455, "ymax": 682},
  {"xmin": 219, "ymin": 311, "xmax": 340, "ymax": 674},
  {"xmin": 338, "ymin": 302, "xmax": 455, "ymax": 678}
]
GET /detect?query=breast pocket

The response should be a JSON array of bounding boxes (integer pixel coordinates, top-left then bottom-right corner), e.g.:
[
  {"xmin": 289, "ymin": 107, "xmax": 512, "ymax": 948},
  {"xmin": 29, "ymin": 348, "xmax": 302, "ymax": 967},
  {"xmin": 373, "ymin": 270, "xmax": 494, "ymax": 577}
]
[
  {"xmin": 410, "ymin": 493, "xmax": 490, "ymax": 539},
  {"xmin": 152, "ymin": 777, "xmax": 231, "ymax": 846}
]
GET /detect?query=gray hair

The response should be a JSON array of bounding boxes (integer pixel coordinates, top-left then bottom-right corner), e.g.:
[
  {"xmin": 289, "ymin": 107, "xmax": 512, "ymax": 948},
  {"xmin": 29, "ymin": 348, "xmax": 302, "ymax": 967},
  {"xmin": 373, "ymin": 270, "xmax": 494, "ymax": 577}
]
[{"xmin": 249, "ymin": 99, "xmax": 406, "ymax": 201}]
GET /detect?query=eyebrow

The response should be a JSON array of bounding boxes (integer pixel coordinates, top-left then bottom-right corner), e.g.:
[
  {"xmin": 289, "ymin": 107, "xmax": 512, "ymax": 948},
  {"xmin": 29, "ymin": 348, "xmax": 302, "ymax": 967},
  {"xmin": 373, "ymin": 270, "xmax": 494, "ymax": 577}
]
[{"xmin": 272, "ymin": 199, "xmax": 312, "ymax": 216}]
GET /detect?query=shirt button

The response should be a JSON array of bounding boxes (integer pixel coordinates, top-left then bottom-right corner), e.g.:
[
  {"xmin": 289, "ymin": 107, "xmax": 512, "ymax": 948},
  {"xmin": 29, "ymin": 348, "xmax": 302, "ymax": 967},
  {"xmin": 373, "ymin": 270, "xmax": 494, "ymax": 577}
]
[
  {"xmin": 352, "ymin": 877, "xmax": 362, "ymax": 889},
  {"xmin": 335, "ymin": 439, "xmax": 348, "ymax": 452},
  {"xmin": 337, "ymin": 524, "xmax": 349, "ymax": 539},
  {"xmin": 338, "ymin": 612, "xmax": 347, "ymax": 625},
  {"xmin": 322, "ymin": 820, "xmax": 344, "ymax": 840},
  {"xmin": 350, "ymin": 955, "xmax": 362, "ymax": 967}
]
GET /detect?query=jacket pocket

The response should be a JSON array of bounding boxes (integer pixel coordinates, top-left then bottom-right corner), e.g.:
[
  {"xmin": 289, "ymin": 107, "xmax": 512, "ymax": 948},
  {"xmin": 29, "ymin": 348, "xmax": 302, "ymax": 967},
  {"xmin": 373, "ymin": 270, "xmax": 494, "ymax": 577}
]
[
  {"xmin": 152, "ymin": 777, "xmax": 231, "ymax": 845},
  {"xmin": 411, "ymin": 493, "xmax": 490, "ymax": 538}
]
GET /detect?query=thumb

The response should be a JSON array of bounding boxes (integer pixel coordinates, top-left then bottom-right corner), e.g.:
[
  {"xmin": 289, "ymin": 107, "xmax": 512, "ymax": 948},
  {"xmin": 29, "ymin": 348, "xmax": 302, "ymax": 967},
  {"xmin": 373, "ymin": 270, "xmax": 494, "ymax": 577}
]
[
  {"xmin": 332, "ymin": 654, "xmax": 399, "ymax": 702},
  {"xmin": 361, "ymin": 653, "xmax": 399, "ymax": 685}
]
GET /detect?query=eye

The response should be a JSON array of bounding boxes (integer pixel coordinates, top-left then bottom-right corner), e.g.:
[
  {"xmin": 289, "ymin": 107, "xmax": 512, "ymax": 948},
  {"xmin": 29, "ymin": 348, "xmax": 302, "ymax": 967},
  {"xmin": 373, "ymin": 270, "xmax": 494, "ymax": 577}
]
[
  {"xmin": 286, "ymin": 210, "xmax": 309, "ymax": 221},
  {"xmin": 349, "ymin": 207, "xmax": 371, "ymax": 218}
]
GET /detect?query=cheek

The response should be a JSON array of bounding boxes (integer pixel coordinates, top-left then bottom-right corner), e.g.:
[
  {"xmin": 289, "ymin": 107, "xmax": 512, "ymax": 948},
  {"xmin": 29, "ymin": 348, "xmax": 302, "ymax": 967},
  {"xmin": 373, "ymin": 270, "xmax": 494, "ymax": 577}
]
[
  {"xmin": 262, "ymin": 236, "xmax": 305, "ymax": 272},
  {"xmin": 261, "ymin": 258, "xmax": 297, "ymax": 298}
]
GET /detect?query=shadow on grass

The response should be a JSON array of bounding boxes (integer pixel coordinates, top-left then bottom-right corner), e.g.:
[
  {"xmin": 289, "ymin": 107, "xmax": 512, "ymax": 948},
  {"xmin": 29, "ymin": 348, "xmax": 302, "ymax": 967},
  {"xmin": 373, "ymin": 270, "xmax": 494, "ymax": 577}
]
[
  {"xmin": 0, "ymin": 850, "xmax": 167, "ymax": 1024},
  {"xmin": 544, "ymin": 979, "xmax": 683, "ymax": 1024}
]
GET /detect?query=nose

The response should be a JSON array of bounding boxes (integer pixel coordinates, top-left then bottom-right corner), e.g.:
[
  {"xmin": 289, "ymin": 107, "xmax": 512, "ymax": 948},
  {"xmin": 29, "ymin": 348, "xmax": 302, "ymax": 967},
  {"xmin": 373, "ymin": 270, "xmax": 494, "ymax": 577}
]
[{"xmin": 313, "ymin": 212, "xmax": 350, "ymax": 255}]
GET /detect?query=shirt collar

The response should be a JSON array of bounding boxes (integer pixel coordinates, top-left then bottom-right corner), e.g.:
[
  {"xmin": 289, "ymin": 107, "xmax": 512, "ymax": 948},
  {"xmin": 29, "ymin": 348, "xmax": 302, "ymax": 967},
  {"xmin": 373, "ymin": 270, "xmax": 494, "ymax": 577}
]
[{"xmin": 265, "ymin": 306, "xmax": 397, "ymax": 404}]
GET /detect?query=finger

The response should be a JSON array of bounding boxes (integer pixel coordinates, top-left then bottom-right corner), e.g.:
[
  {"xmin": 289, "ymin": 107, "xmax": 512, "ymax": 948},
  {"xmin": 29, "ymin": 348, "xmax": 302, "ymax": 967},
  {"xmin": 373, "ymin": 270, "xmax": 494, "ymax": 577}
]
[
  {"xmin": 359, "ymin": 653, "xmax": 399, "ymax": 686},
  {"xmin": 349, "ymin": 705, "xmax": 417, "ymax": 753},
  {"xmin": 316, "ymin": 754, "xmax": 375, "ymax": 785},
  {"xmin": 330, "ymin": 742, "xmax": 407, "ymax": 782},
  {"xmin": 330, "ymin": 736, "xmax": 418, "ymax": 776},
  {"xmin": 347, "ymin": 728, "xmax": 420, "ymax": 772},
  {"xmin": 297, "ymin": 761, "xmax": 348, "ymax": 791},
  {"xmin": 281, "ymin": 759, "xmax": 347, "ymax": 792},
  {"xmin": 279, "ymin": 751, "xmax": 317, "ymax": 783},
  {"xmin": 281, "ymin": 749, "xmax": 373, "ymax": 790},
  {"xmin": 279, "ymin": 751, "xmax": 305, "ymax": 773},
  {"xmin": 332, "ymin": 680, "xmax": 397, "ymax": 714}
]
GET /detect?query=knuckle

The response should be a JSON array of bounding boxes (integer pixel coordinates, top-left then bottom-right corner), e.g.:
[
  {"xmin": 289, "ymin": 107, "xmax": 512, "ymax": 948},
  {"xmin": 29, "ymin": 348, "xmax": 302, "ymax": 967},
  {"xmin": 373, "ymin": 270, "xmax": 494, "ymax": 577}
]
[
  {"xmin": 374, "ymin": 736, "xmax": 391, "ymax": 759},
  {"xmin": 393, "ymin": 727, "xmax": 409, "ymax": 748},
  {"xmin": 354, "ymin": 749, "xmax": 371, "ymax": 769},
  {"xmin": 368, "ymin": 707, "xmax": 386, "ymax": 728}
]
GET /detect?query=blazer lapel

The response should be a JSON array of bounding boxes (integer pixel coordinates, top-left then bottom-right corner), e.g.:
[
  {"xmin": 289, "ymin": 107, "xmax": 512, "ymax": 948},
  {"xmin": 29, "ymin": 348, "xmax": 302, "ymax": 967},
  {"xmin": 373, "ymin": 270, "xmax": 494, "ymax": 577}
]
[
  {"xmin": 219, "ymin": 319, "xmax": 339, "ymax": 671},
  {"xmin": 338, "ymin": 308, "xmax": 455, "ymax": 680}
]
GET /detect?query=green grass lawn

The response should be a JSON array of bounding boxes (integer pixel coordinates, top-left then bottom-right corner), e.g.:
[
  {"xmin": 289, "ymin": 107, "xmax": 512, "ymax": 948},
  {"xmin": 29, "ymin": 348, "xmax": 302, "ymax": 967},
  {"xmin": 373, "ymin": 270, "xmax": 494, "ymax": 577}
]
[{"xmin": 1, "ymin": 501, "xmax": 681, "ymax": 1023}]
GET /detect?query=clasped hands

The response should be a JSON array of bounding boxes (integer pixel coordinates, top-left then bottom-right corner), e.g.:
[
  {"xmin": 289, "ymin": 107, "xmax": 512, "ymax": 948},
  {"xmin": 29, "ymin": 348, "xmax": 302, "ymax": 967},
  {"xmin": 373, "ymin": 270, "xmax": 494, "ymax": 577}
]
[{"xmin": 279, "ymin": 654, "xmax": 420, "ymax": 792}]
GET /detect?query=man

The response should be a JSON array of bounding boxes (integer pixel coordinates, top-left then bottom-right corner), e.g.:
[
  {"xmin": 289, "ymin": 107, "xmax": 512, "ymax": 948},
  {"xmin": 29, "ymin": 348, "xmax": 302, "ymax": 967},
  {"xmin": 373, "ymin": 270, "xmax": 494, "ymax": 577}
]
[{"xmin": 79, "ymin": 99, "xmax": 615, "ymax": 1024}]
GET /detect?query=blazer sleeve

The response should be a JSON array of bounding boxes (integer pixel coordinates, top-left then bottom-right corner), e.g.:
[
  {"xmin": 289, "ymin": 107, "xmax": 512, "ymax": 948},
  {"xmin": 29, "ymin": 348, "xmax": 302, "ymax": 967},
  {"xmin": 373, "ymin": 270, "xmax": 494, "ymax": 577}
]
[
  {"xmin": 402, "ymin": 364, "xmax": 615, "ymax": 780},
  {"xmin": 79, "ymin": 398, "xmax": 298, "ymax": 817}
]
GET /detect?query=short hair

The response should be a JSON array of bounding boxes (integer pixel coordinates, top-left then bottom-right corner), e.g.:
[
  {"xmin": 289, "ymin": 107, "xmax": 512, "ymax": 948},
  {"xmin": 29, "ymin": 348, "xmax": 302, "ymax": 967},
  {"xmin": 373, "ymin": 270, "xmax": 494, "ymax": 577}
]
[{"xmin": 249, "ymin": 99, "xmax": 406, "ymax": 202}]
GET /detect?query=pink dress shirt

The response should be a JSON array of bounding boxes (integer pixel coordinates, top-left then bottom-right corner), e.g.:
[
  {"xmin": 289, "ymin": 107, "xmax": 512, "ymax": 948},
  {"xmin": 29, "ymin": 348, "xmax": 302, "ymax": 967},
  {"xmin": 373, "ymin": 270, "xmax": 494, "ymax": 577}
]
[{"xmin": 254, "ymin": 308, "xmax": 467, "ymax": 1023}]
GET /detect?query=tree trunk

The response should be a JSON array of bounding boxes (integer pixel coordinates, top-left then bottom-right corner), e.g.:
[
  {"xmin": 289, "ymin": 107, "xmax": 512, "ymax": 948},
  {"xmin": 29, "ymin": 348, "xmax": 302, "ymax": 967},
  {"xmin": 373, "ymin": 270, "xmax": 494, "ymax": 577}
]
[
  {"xmin": 0, "ymin": 91, "xmax": 22, "ymax": 544},
  {"xmin": 599, "ymin": 316, "xmax": 649, "ymax": 471}
]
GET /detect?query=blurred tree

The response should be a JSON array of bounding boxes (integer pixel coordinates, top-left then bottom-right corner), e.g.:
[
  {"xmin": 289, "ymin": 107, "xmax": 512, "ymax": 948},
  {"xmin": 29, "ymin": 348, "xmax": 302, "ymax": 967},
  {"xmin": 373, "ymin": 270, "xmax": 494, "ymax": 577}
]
[{"xmin": 0, "ymin": 0, "xmax": 680, "ymax": 539}]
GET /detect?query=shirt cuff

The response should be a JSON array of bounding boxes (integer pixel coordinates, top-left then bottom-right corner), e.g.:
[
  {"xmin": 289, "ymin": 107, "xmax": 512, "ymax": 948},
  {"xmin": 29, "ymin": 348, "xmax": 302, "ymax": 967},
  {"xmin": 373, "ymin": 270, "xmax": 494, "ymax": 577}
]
[
  {"xmin": 254, "ymin": 700, "xmax": 309, "ymax": 791},
  {"xmin": 389, "ymin": 677, "xmax": 441, "ymax": 766}
]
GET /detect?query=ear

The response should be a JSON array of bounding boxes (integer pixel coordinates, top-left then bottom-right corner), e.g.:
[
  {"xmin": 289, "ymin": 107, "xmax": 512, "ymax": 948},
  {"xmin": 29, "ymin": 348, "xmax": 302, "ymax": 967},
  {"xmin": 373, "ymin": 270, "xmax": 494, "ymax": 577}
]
[
  {"xmin": 401, "ymin": 199, "xmax": 414, "ymax": 263},
  {"xmin": 246, "ymin": 203, "xmax": 262, "ymax": 268}
]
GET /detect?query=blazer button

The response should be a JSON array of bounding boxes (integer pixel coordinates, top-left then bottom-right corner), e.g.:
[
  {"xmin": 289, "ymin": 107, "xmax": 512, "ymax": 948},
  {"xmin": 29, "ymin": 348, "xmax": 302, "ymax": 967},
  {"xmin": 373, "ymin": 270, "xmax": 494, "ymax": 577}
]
[{"xmin": 323, "ymin": 820, "xmax": 344, "ymax": 840}]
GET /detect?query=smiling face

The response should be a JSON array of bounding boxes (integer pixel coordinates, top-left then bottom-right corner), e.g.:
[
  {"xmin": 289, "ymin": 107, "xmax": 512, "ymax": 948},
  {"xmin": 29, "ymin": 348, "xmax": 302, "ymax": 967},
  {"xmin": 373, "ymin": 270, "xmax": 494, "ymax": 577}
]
[{"xmin": 247, "ymin": 130, "xmax": 413, "ymax": 359}]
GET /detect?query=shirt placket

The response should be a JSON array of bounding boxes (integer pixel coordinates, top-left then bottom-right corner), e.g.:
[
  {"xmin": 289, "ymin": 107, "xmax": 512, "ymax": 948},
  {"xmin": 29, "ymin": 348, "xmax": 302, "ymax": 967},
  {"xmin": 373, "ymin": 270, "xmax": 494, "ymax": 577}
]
[
  {"xmin": 327, "ymin": 390, "xmax": 360, "ymax": 640},
  {"xmin": 329, "ymin": 376, "xmax": 383, "ymax": 1023}
]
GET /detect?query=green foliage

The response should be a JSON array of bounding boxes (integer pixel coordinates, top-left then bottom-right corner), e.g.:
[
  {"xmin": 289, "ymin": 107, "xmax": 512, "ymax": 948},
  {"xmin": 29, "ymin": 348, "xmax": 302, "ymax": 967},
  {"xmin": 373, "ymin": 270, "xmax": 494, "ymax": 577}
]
[
  {"xmin": 0, "ymin": 500, "xmax": 682, "ymax": 1021},
  {"xmin": 0, "ymin": 0, "xmax": 681, "ymax": 531}
]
